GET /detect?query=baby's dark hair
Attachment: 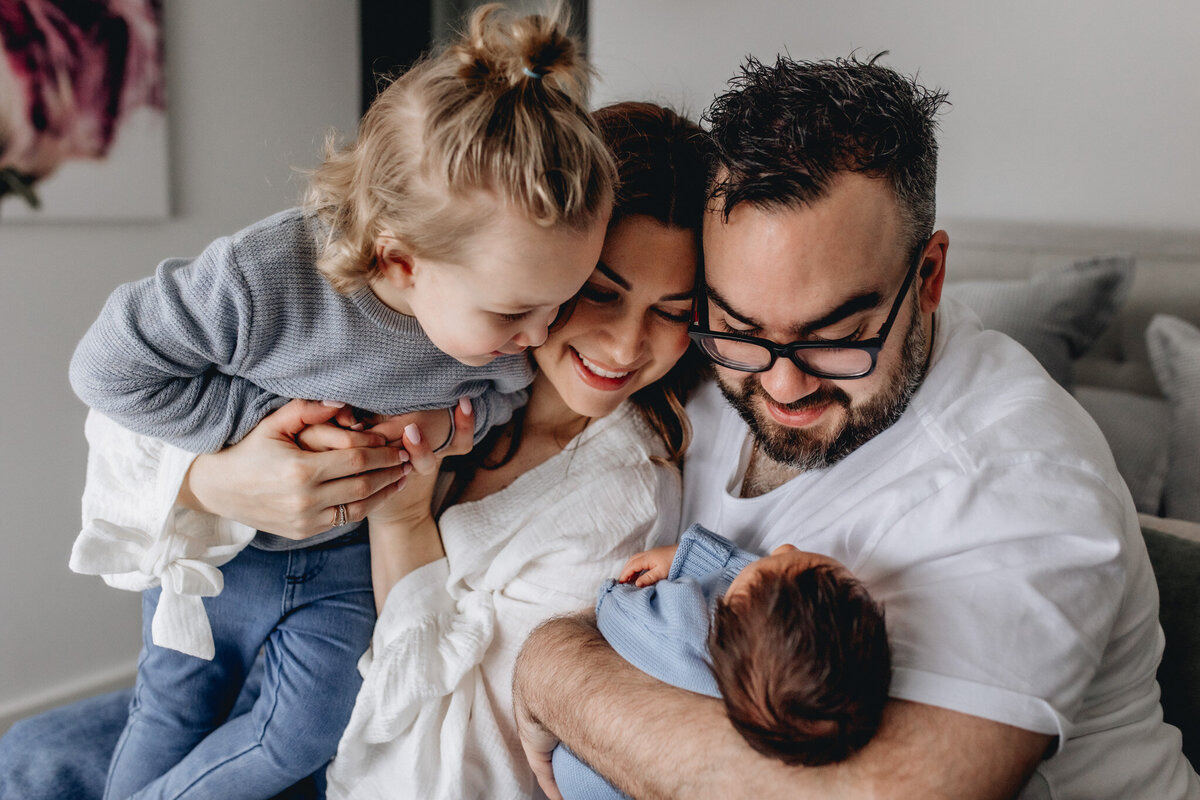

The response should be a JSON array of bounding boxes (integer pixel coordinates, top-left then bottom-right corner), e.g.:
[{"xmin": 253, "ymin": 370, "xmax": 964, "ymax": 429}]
[{"xmin": 708, "ymin": 564, "xmax": 890, "ymax": 766}]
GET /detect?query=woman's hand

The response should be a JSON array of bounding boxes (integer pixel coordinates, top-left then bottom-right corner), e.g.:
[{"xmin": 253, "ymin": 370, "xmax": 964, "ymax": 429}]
[
  {"xmin": 366, "ymin": 398, "xmax": 475, "ymax": 528},
  {"xmin": 178, "ymin": 399, "xmax": 411, "ymax": 539},
  {"xmin": 365, "ymin": 398, "xmax": 475, "ymax": 612}
]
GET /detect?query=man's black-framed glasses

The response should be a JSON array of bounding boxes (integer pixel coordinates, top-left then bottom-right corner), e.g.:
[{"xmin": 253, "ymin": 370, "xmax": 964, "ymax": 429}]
[{"xmin": 688, "ymin": 248, "xmax": 924, "ymax": 380}]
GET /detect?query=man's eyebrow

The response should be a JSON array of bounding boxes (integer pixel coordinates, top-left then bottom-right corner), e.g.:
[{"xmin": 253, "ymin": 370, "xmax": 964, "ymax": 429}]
[
  {"xmin": 706, "ymin": 281, "xmax": 885, "ymax": 336},
  {"xmin": 799, "ymin": 292, "xmax": 886, "ymax": 335},
  {"xmin": 707, "ymin": 283, "xmax": 762, "ymax": 327},
  {"xmin": 596, "ymin": 261, "xmax": 630, "ymax": 290}
]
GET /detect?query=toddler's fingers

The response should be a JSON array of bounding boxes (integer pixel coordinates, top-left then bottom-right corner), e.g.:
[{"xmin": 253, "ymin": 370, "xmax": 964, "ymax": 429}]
[
  {"xmin": 296, "ymin": 422, "xmax": 387, "ymax": 452},
  {"xmin": 321, "ymin": 401, "xmax": 359, "ymax": 430}
]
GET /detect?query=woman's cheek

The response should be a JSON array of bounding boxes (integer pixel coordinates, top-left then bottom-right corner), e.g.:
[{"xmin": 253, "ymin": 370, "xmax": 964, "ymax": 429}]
[{"xmin": 667, "ymin": 327, "xmax": 691, "ymax": 358}]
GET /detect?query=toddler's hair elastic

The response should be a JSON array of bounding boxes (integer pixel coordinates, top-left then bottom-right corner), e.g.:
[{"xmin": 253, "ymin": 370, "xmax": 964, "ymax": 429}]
[{"xmin": 522, "ymin": 66, "xmax": 546, "ymax": 79}]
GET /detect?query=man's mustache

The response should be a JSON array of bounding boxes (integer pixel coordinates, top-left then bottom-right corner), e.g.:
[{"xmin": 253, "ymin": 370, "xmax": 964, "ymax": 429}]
[{"xmin": 743, "ymin": 379, "xmax": 852, "ymax": 412}]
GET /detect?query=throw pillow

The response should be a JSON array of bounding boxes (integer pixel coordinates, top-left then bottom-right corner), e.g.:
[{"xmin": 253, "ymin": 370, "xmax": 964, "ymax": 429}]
[
  {"xmin": 944, "ymin": 256, "xmax": 1133, "ymax": 390},
  {"xmin": 1074, "ymin": 386, "xmax": 1170, "ymax": 515},
  {"xmin": 1147, "ymin": 314, "xmax": 1200, "ymax": 523}
]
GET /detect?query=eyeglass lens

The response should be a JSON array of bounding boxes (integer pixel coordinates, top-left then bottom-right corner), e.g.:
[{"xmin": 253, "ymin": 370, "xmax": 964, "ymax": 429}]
[{"xmin": 696, "ymin": 336, "xmax": 875, "ymax": 377}]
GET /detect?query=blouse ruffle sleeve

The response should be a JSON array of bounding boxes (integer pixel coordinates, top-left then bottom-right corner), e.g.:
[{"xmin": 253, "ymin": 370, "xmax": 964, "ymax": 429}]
[
  {"xmin": 68, "ymin": 409, "xmax": 256, "ymax": 659},
  {"xmin": 328, "ymin": 406, "xmax": 681, "ymax": 800}
]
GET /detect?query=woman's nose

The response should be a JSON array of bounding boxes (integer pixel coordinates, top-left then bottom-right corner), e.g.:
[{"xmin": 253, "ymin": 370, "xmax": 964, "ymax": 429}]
[{"xmin": 606, "ymin": 312, "xmax": 648, "ymax": 365}]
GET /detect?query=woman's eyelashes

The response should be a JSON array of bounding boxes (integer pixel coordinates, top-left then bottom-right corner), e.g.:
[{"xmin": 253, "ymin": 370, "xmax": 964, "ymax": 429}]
[
  {"xmin": 579, "ymin": 284, "xmax": 617, "ymax": 304},
  {"xmin": 655, "ymin": 306, "xmax": 692, "ymax": 324},
  {"xmin": 581, "ymin": 283, "xmax": 691, "ymax": 324}
]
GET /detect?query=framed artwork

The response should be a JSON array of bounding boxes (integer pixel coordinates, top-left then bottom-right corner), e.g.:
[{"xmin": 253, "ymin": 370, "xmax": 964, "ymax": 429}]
[{"xmin": 0, "ymin": 0, "xmax": 169, "ymax": 221}]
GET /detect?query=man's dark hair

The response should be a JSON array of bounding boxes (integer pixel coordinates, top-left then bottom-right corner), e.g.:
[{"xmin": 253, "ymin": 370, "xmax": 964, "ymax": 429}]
[
  {"xmin": 704, "ymin": 52, "xmax": 949, "ymax": 256},
  {"xmin": 708, "ymin": 564, "xmax": 891, "ymax": 766}
]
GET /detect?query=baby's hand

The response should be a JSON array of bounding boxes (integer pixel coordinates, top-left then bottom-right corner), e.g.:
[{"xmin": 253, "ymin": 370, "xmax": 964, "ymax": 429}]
[{"xmin": 618, "ymin": 545, "xmax": 678, "ymax": 587}]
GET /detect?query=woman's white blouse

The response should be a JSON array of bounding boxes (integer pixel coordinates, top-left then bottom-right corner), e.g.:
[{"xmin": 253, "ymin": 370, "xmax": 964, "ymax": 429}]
[
  {"xmin": 71, "ymin": 410, "xmax": 256, "ymax": 659},
  {"xmin": 325, "ymin": 401, "xmax": 682, "ymax": 799}
]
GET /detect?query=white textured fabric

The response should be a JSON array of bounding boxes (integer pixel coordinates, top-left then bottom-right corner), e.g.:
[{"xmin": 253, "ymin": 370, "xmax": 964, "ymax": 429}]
[
  {"xmin": 682, "ymin": 298, "xmax": 1199, "ymax": 800},
  {"xmin": 69, "ymin": 410, "xmax": 257, "ymax": 659},
  {"xmin": 325, "ymin": 401, "xmax": 681, "ymax": 800}
]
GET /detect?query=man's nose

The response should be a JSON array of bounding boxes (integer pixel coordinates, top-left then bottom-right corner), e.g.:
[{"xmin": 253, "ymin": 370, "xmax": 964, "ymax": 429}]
[{"xmin": 756, "ymin": 356, "xmax": 821, "ymax": 405}]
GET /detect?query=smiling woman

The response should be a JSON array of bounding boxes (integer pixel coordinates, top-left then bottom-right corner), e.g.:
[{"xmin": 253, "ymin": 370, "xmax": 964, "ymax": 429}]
[
  {"xmin": 321, "ymin": 100, "xmax": 714, "ymax": 798},
  {"xmin": 534, "ymin": 215, "xmax": 697, "ymax": 420}
]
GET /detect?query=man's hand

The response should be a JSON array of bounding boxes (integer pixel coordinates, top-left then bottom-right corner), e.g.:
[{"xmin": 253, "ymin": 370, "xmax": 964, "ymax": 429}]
[{"xmin": 514, "ymin": 689, "xmax": 564, "ymax": 800}]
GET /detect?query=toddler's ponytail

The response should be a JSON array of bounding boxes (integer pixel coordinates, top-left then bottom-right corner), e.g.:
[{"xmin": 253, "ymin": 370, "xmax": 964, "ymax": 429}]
[{"xmin": 307, "ymin": 3, "xmax": 614, "ymax": 293}]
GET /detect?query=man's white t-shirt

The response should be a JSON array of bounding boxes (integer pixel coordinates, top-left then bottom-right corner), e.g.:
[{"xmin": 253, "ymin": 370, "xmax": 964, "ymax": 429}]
[{"xmin": 682, "ymin": 298, "xmax": 1198, "ymax": 799}]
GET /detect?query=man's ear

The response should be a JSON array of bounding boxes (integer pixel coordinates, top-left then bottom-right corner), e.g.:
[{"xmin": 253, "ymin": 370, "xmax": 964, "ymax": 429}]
[
  {"xmin": 917, "ymin": 230, "xmax": 949, "ymax": 313},
  {"xmin": 375, "ymin": 236, "xmax": 418, "ymax": 289}
]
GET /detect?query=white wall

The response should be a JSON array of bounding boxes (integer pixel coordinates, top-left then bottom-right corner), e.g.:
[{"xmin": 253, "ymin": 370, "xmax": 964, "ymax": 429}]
[
  {"xmin": 589, "ymin": 0, "xmax": 1200, "ymax": 231},
  {"xmin": 0, "ymin": 0, "xmax": 360, "ymax": 728}
]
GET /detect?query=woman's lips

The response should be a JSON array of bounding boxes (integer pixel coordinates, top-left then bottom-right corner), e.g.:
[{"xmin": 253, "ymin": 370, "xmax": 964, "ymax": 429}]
[{"xmin": 570, "ymin": 348, "xmax": 635, "ymax": 391}]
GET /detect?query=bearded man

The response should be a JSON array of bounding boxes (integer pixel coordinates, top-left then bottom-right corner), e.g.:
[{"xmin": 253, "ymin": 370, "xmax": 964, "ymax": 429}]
[{"xmin": 513, "ymin": 54, "xmax": 1199, "ymax": 800}]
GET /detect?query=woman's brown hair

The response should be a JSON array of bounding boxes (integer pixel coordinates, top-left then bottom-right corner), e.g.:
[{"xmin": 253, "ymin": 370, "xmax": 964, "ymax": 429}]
[{"xmin": 593, "ymin": 101, "xmax": 713, "ymax": 462}]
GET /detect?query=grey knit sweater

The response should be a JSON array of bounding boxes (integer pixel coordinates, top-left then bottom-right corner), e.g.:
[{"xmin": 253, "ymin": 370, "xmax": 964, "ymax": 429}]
[{"xmin": 70, "ymin": 207, "xmax": 531, "ymax": 458}]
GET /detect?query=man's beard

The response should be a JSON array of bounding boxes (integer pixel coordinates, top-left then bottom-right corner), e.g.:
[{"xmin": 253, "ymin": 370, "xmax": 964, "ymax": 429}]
[{"xmin": 717, "ymin": 302, "xmax": 930, "ymax": 472}]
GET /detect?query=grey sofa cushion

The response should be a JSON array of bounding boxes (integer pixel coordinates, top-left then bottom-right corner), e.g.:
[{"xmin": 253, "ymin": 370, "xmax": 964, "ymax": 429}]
[
  {"xmin": 1074, "ymin": 386, "xmax": 1171, "ymax": 515},
  {"xmin": 1147, "ymin": 315, "xmax": 1200, "ymax": 523},
  {"xmin": 944, "ymin": 256, "xmax": 1133, "ymax": 390}
]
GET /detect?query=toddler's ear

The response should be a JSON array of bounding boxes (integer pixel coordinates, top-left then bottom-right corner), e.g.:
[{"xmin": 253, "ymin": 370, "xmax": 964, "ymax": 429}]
[{"xmin": 375, "ymin": 236, "xmax": 417, "ymax": 288}]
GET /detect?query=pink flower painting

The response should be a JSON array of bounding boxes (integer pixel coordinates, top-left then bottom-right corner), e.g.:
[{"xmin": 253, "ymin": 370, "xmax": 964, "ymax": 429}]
[{"xmin": 0, "ymin": 0, "xmax": 167, "ymax": 218}]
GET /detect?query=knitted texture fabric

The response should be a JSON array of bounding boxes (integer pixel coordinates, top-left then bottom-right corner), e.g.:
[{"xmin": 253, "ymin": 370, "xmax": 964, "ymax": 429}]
[{"xmin": 70, "ymin": 208, "xmax": 532, "ymax": 454}]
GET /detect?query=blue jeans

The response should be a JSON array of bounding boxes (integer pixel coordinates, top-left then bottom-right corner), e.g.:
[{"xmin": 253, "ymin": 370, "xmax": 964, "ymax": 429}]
[
  {"xmin": 0, "ymin": 665, "xmax": 323, "ymax": 799},
  {"xmin": 104, "ymin": 528, "xmax": 374, "ymax": 800}
]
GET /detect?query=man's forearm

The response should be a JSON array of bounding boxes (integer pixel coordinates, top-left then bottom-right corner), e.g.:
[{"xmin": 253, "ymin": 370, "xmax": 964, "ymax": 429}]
[
  {"xmin": 513, "ymin": 615, "xmax": 1050, "ymax": 800},
  {"xmin": 513, "ymin": 614, "xmax": 817, "ymax": 800}
]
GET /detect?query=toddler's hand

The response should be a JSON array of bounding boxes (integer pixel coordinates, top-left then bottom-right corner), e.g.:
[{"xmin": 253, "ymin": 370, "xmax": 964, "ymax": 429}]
[
  {"xmin": 618, "ymin": 545, "xmax": 678, "ymax": 587},
  {"xmin": 294, "ymin": 402, "xmax": 394, "ymax": 453}
]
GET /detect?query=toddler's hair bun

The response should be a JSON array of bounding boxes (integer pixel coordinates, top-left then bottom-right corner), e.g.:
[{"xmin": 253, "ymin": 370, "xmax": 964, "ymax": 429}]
[{"xmin": 455, "ymin": 3, "xmax": 589, "ymax": 102}]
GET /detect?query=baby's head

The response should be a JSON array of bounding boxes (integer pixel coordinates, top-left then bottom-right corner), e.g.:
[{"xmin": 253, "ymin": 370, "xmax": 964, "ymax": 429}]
[
  {"xmin": 306, "ymin": 4, "xmax": 615, "ymax": 366},
  {"xmin": 709, "ymin": 545, "xmax": 890, "ymax": 766}
]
